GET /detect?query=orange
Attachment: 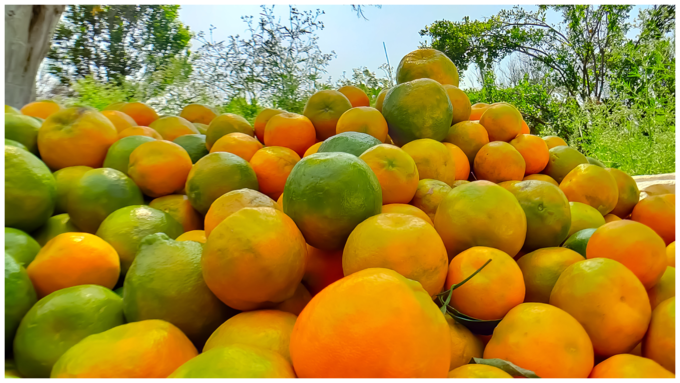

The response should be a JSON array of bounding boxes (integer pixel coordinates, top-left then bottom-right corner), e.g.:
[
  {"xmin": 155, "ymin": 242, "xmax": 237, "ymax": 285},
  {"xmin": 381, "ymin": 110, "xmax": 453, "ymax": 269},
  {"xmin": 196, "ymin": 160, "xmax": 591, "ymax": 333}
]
[
  {"xmin": 479, "ymin": 103, "xmax": 523, "ymax": 142},
  {"xmin": 568, "ymin": 201, "xmax": 606, "ymax": 236},
  {"xmin": 484, "ymin": 303, "xmax": 594, "ymax": 378},
  {"xmin": 509, "ymin": 134, "xmax": 549, "ymax": 175},
  {"xmin": 175, "ymin": 230, "xmax": 206, "ymax": 243},
  {"xmin": 277, "ymin": 193, "xmax": 284, "ymax": 209},
  {"xmin": 444, "ymin": 314, "xmax": 484, "ymax": 371},
  {"xmin": 303, "ymin": 141, "xmax": 322, "ymax": 157},
  {"xmin": 273, "ymin": 283, "xmax": 311, "ymax": 315},
  {"xmin": 632, "ymin": 194, "xmax": 675, "ymax": 245},
  {"xmin": 101, "ymin": 110, "xmax": 137, "ymax": 133},
  {"xmin": 446, "ymin": 246, "xmax": 525, "ymax": 320},
  {"xmin": 50, "ymin": 320, "xmax": 197, "ymax": 378},
  {"xmin": 118, "ymin": 102, "xmax": 159, "ymax": 126},
  {"xmin": 336, "ymin": 106, "xmax": 388, "ymax": 142},
  {"xmin": 469, "ymin": 103, "xmax": 490, "ymax": 120},
  {"xmin": 642, "ymin": 296, "xmax": 675, "ymax": 372},
  {"xmin": 434, "ymin": 181, "xmax": 527, "ymax": 258},
  {"xmin": 410, "ymin": 179, "xmax": 452, "ymax": 221},
  {"xmin": 359, "ymin": 144, "xmax": 419, "ymax": 204},
  {"xmin": 443, "ymin": 142, "xmax": 470, "ymax": 181},
  {"xmin": 442, "ymin": 85, "xmax": 471, "ymax": 125},
  {"xmin": 209, "ymin": 132, "xmax": 263, "ymax": 161},
  {"xmin": 149, "ymin": 116, "xmax": 199, "ymax": 141},
  {"xmin": 381, "ymin": 203, "xmax": 433, "ymax": 225},
  {"xmin": 606, "ymin": 168, "xmax": 640, "ymax": 218},
  {"xmin": 103, "ymin": 102, "xmax": 126, "ymax": 111},
  {"xmin": 205, "ymin": 113, "xmax": 254, "ymax": 150},
  {"xmin": 20, "ymin": 100, "xmax": 62, "ymax": 119},
  {"xmin": 303, "ymin": 90, "xmax": 352, "ymax": 141},
  {"xmin": 52, "ymin": 165, "xmax": 92, "ymax": 215},
  {"xmin": 542, "ymin": 146, "xmax": 588, "ymax": 184},
  {"xmin": 516, "ymin": 247, "xmax": 584, "ymax": 303},
  {"xmin": 402, "ymin": 138, "xmax": 456, "ymax": 186},
  {"xmin": 604, "ymin": 213, "xmax": 621, "ymax": 222},
  {"xmin": 148, "ymin": 194, "xmax": 203, "ymax": 232},
  {"xmin": 520, "ymin": 119, "xmax": 530, "ymax": 134},
  {"xmin": 549, "ymin": 258, "xmax": 652, "ymax": 357},
  {"xmin": 302, "ymin": 244, "xmax": 344, "ymax": 296},
  {"xmin": 26, "ymin": 233, "xmax": 120, "ymax": 298},
  {"xmin": 667, "ymin": 242, "xmax": 675, "ymax": 267},
  {"xmin": 179, "ymin": 103, "xmax": 217, "ymax": 125},
  {"xmin": 522, "ymin": 173, "xmax": 558, "ymax": 186},
  {"xmin": 447, "ymin": 364, "xmax": 513, "ymax": 378},
  {"xmin": 473, "ymin": 141, "xmax": 526, "ymax": 183},
  {"xmin": 289, "ymin": 268, "xmax": 450, "ymax": 378},
  {"xmin": 589, "ymin": 354, "xmax": 674, "ymax": 378},
  {"xmin": 38, "ymin": 107, "xmax": 118, "ymax": 170},
  {"xmin": 343, "ymin": 213, "xmax": 448, "ymax": 296},
  {"xmin": 253, "ymin": 108, "xmax": 285, "ymax": 142},
  {"xmin": 542, "ymin": 135, "xmax": 568, "ymax": 149},
  {"xmin": 338, "ymin": 85, "xmax": 370, "ymax": 107},
  {"xmin": 264, "ymin": 112, "xmax": 316, "ymax": 156},
  {"xmin": 249, "ymin": 147, "xmax": 300, "ymax": 200},
  {"xmin": 117, "ymin": 126, "xmax": 162, "ymax": 140},
  {"xmin": 559, "ymin": 164, "xmax": 619, "ymax": 215},
  {"xmin": 204, "ymin": 188, "xmax": 280, "ymax": 238},
  {"xmin": 395, "ymin": 48, "xmax": 459, "ymax": 86},
  {"xmin": 647, "ymin": 266, "xmax": 674, "ymax": 310},
  {"xmin": 586, "ymin": 220, "xmax": 667, "ymax": 289},
  {"xmin": 202, "ymin": 207, "xmax": 306, "ymax": 311},
  {"xmin": 127, "ymin": 140, "xmax": 193, "ymax": 198},
  {"xmin": 375, "ymin": 88, "xmax": 388, "ymax": 112},
  {"xmin": 444, "ymin": 120, "xmax": 489, "ymax": 165}
]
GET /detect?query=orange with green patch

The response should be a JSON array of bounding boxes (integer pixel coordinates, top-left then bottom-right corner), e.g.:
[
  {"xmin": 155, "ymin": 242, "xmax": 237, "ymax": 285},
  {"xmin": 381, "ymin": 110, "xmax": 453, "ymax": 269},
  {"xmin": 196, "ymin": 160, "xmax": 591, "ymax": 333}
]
[
  {"xmin": 409, "ymin": 179, "xmax": 451, "ymax": 221},
  {"xmin": 559, "ymin": 164, "xmax": 619, "ymax": 215},
  {"xmin": 542, "ymin": 146, "xmax": 588, "ymax": 184},
  {"xmin": 444, "ymin": 120, "xmax": 489, "ymax": 166},
  {"xmin": 395, "ymin": 48, "xmax": 459, "ymax": 86},
  {"xmin": 128, "ymin": 140, "xmax": 193, "ymax": 198},
  {"xmin": 149, "ymin": 194, "xmax": 203, "ymax": 232},
  {"xmin": 516, "ymin": 247, "xmax": 584, "ymax": 303},
  {"xmin": 302, "ymin": 90, "xmax": 352, "ymax": 141},
  {"xmin": 179, "ymin": 103, "xmax": 217, "ymax": 125},
  {"xmin": 210, "ymin": 132, "xmax": 263, "ymax": 161},
  {"xmin": 402, "ymin": 138, "xmax": 456, "ymax": 186},
  {"xmin": 605, "ymin": 168, "xmax": 640, "ymax": 218},
  {"xmin": 149, "ymin": 116, "xmax": 199, "ymax": 141},
  {"xmin": 205, "ymin": 113, "xmax": 254, "ymax": 150},
  {"xmin": 204, "ymin": 188, "xmax": 279, "ymax": 238}
]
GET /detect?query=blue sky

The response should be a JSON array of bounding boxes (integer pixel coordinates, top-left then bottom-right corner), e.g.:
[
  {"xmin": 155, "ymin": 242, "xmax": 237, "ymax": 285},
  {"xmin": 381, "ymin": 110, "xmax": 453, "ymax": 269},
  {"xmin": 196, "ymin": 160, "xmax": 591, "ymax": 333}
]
[{"xmin": 179, "ymin": 5, "xmax": 649, "ymax": 89}]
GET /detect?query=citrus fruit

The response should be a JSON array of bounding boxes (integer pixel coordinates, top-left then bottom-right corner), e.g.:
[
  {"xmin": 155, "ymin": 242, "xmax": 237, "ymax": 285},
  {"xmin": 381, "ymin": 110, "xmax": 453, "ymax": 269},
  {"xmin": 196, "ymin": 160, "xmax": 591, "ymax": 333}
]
[
  {"xmin": 589, "ymin": 354, "xmax": 674, "ymax": 378},
  {"xmin": 604, "ymin": 213, "xmax": 621, "ymax": 222},
  {"xmin": 522, "ymin": 173, "xmax": 558, "ymax": 185},
  {"xmin": 210, "ymin": 132, "xmax": 263, "ymax": 161},
  {"xmin": 249, "ymin": 146, "xmax": 300, "ymax": 200},
  {"xmin": 444, "ymin": 314, "xmax": 484, "ymax": 370},
  {"xmin": 20, "ymin": 100, "xmax": 62, "ymax": 119},
  {"xmin": 5, "ymin": 254, "xmax": 37, "ymax": 352},
  {"xmin": 66, "ymin": 168, "xmax": 144, "ymax": 233},
  {"xmin": 343, "ymin": 213, "xmax": 448, "ymax": 296},
  {"xmin": 283, "ymin": 152, "xmax": 382, "ymax": 250},
  {"xmin": 561, "ymin": 228, "xmax": 597, "ymax": 257},
  {"xmin": 479, "ymin": 103, "xmax": 523, "ymax": 142},
  {"xmin": 549, "ymin": 258, "xmax": 652, "ymax": 357},
  {"xmin": 442, "ymin": 85, "xmax": 471, "ymax": 125},
  {"xmin": 516, "ymin": 247, "xmax": 584, "ymax": 303},
  {"xmin": 395, "ymin": 48, "xmax": 459, "ymax": 86},
  {"xmin": 443, "ymin": 142, "xmax": 470, "ymax": 181},
  {"xmin": 148, "ymin": 194, "xmax": 202, "ymax": 233},
  {"xmin": 5, "ymin": 139, "xmax": 27, "ymax": 151},
  {"xmin": 254, "ymin": 108, "xmax": 285, "ymax": 143},
  {"xmin": 51, "ymin": 166, "xmax": 92, "ymax": 215},
  {"xmin": 375, "ymin": 88, "xmax": 388, "ymax": 112},
  {"xmin": 559, "ymin": 164, "xmax": 619, "ymax": 215},
  {"xmin": 667, "ymin": 242, "xmax": 675, "ymax": 267},
  {"xmin": 6, "ymin": 105, "xmax": 20, "ymax": 114},
  {"xmin": 474, "ymin": 141, "xmax": 526, "ymax": 183},
  {"xmin": 338, "ymin": 85, "xmax": 370, "ymax": 107},
  {"xmin": 520, "ymin": 119, "xmax": 531, "ymax": 134},
  {"xmin": 318, "ymin": 131, "xmax": 382, "ymax": 157},
  {"xmin": 117, "ymin": 126, "xmax": 163, "ymax": 140},
  {"xmin": 446, "ymin": 246, "xmax": 525, "ymax": 320},
  {"xmin": 128, "ymin": 140, "xmax": 193, "ymax": 198},
  {"xmin": 205, "ymin": 113, "xmax": 254, "ymax": 150},
  {"xmin": 168, "ymin": 343, "xmax": 296, "ymax": 378},
  {"xmin": 302, "ymin": 244, "xmax": 344, "ymax": 296},
  {"xmin": 50, "ymin": 320, "xmax": 197, "ymax": 378},
  {"xmin": 434, "ymin": 181, "xmax": 527, "ymax": 258},
  {"xmin": 631, "ymin": 194, "xmax": 675, "ymax": 245},
  {"xmin": 444, "ymin": 120, "xmax": 489, "ymax": 165},
  {"xmin": 447, "ymin": 364, "xmax": 513, "ymax": 378},
  {"xmin": 647, "ymin": 266, "xmax": 674, "ymax": 310},
  {"xmin": 303, "ymin": 141, "xmax": 323, "ymax": 157},
  {"xmin": 359, "ymin": 144, "xmax": 419, "ymax": 204},
  {"xmin": 542, "ymin": 146, "xmax": 588, "ymax": 184},
  {"xmin": 185, "ymin": 152, "xmax": 260, "ymax": 215},
  {"xmin": 586, "ymin": 220, "xmax": 667, "ymax": 289},
  {"xmin": 642, "ymin": 296, "xmax": 675, "ymax": 372},
  {"xmin": 179, "ymin": 104, "xmax": 217, "ymax": 125},
  {"xmin": 173, "ymin": 134, "xmax": 209, "ymax": 163},
  {"xmin": 26, "ymin": 233, "xmax": 120, "ymax": 298},
  {"xmin": 192, "ymin": 122, "xmax": 208, "ymax": 134},
  {"xmin": 5, "ymin": 228, "xmax": 40, "ymax": 267},
  {"xmin": 31, "ymin": 214, "xmax": 79, "ymax": 246},
  {"xmin": 202, "ymin": 207, "xmax": 306, "ymax": 311},
  {"xmin": 302, "ymin": 90, "xmax": 352, "ymax": 141},
  {"xmin": 542, "ymin": 135, "xmax": 568, "ymax": 149},
  {"xmin": 38, "ymin": 107, "xmax": 118, "ymax": 170},
  {"xmin": 335, "ymin": 106, "xmax": 388, "ymax": 142},
  {"xmin": 382, "ymin": 78, "xmax": 453, "ymax": 146},
  {"xmin": 101, "ymin": 110, "xmax": 136, "ymax": 133},
  {"xmin": 381, "ymin": 203, "xmax": 433, "ymax": 225},
  {"xmin": 483, "ymin": 302, "xmax": 594, "ymax": 378},
  {"xmin": 273, "ymin": 283, "xmax": 311, "ymax": 315},
  {"xmin": 103, "ymin": 136, "xmax": 156, "ymax": 175},
  {"xmin": 5, "ymin": 146, "xmax": 57, "ymax": 232},
  {"xmin": 5, "ymin": 114, "xmax": 41, "ymax": 154},
  {"xmin": 13, "ymin": 285, "xmax": 124, "ymax": 378},
  {"xmin": 204, "ymin": 188, "xmax": 279, "ymax": 238},
  {"xmin": 469, "ymin": 102, "xmax": 490, "ymax": 120},
  {"xmin": 118, "ymin": 102, "xmax": 159, "ymax": 126},
  {"xmin": 587, "ymin": 156, "xmax": 606, "ymax": 167},
  {"xmin": 123, "ymin": 233, "xmax": 234, "ymax": 346},
  {"xmin": 175, "ymin": 230, "xmax": 206, "ymax": 243},
  {"xmin": 567, "ymin": 201, "xmax": 606, "ymax": 237},
  {"xmin": 262, "ymin": 113, "xmax": 316, "ymax": 157},
  {"xmin": 289, "ymin": 268, "xmax": 450, "ymax": 378},
  {"xmin": 402, "ymin": 138, "xmax": 456, "ymax": 185},
  {"xmin": 510, "ymin": 134, "xmax": 550, "ymax": 175}
]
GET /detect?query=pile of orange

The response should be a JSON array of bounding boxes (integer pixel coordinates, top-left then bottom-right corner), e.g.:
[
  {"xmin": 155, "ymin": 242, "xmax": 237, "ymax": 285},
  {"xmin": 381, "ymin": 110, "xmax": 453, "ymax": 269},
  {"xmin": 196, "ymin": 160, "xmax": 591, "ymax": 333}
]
[{"xmin": 4, "ymin": 47, "xmax": 675, "ymax": 379}]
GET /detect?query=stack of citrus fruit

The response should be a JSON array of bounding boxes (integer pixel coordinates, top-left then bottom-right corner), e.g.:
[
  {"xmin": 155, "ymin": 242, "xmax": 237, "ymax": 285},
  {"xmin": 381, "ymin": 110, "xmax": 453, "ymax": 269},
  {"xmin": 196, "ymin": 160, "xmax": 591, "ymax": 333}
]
[{"xmin": 4, "ymin": 48, "xmax": 675, "ymax": 379}]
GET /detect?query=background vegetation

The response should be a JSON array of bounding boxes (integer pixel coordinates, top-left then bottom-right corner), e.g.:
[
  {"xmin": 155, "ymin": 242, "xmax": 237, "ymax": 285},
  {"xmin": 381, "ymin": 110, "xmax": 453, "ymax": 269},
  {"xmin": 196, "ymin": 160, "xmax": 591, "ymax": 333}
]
[{"xmin": 37, "ymin": 5, "xmax": 675, "ymax": 176}]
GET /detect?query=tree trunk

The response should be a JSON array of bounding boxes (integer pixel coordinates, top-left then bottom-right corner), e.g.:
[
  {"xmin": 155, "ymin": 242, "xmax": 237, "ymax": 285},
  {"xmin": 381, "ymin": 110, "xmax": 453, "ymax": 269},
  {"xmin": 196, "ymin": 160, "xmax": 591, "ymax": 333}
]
[{"xmin": 5, "ymin": 5, "xmax": 65, "ymax": 108}]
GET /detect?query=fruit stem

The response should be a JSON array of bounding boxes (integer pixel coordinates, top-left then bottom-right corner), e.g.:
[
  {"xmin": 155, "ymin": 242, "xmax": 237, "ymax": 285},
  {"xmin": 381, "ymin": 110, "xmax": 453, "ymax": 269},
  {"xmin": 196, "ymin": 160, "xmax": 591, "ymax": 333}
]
[{"xmin": 437, "ymin": 259, "xmax": 492, "ymax": 314}]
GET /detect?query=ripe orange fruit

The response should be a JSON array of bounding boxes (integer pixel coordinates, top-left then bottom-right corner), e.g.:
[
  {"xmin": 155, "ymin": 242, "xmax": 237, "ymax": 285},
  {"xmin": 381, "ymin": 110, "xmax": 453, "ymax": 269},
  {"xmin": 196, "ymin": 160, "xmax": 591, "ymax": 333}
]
[
  {"xmin": 343, "ymin": 213, "xmax": 448, "ymax": 296},
  {"xmin": 550, "ymin": 258, "xmax": 652, "ymax": 357},
  {"xmin": 647, "ymin": 266, "xmax": 675, "ymax": 310},
  {"xmin": 21, "ymin": 100, "xmax": 62, "ymax": 119},
  {"xmin": 264, "ymin": 112, "xmax": 316, "ymax": 157},
  {"xmin": 303, "ymin": 141, "xmax": 322, "ymax": 157},
  {"xmin": 336, "ymin": 106, "xmax": 388, "ymax": 142},
  {"xmin": 642, "ymin": 297, "xmax": 675, "ymax": 372},
  {"xmin": 253, "ymin": 108, "xmax": 285, "ymax": 143},
  {"xmin": 568, "ymin": 201, "xmax": 606, "ymax": 236},
  {"xmin": 127, "ymin": 140, "xmax": 193, "ymax": 198},
  {"xmin": 410, "ymin": 179, "xmax": 451, "ymax": 221},
  {"xmin": 118, "ymin": 102, "xmax": 159, "ymax": 126},
  {"xmin": 444, "ymin": 314, "xmax": 484, "ymax": 370},
  {"xmin": 203, "ymin": 188, "xmax": 280, "ymax": 238},
  {"xmin": 382, "ymin": 203, "xmax": 433, "ymax": 225},
  {"xmin": 205, "ymin": 113, "xmax": 254, "ymax": 150},
  {"xmin": 202, "ymin": 207, "xmax": 306, "ymax": 311},
  {"xmin": 447, "ymin": 364, "xmax": 513, "ymax": 378},
  {"xmin": 522, "ymin": 173, "xmax": 558, "ymax": 186},
  {"xmin": 484, "ymin": 302, "xmax": 594, "ymax": 378},
  {"xmin": 444, "ymin": 120, "xmax": 489, "ymax": 165},
  {"xmin": 210, "ymin": 132, "xmax": 263, "ymax": 161},
  {"xmin": 303, "ymin": 90, "xmax": 352, "ymax": 141},
  {"xmin": 402, "ymin": 138, "xmax": 456, "ymax": 186},
  {"xmin": 101, "ymin": 110, "xmax": 137, "ymax": 133},
  {"xmin": 176, "ymin": 230, "xmax": 206, "ymax": 243},
  {"xmin": 443, "ymin": 142, "xmax": 470, "ymax": 181},
  {"xmin": 520, "ymin": 119, "xmax": 530, "ymax": 134},
  {"xmin": 606, "ymin": 168, "xmax": 640, "ymax": 218},
  {"xmin": 479, "ymin": 103, "xmax": 523, "ymax": 142},
  {"xmin": 442, "ymin": 85, "xmax": 471, "ymax": 125},
  {"xmin": 559, "ymin": 164, "xmax": 619, "ymax": 215},
  {"xmin": 446, "ymin": 246, "xmax": 525, "ymax": 320},
  {"xmin": 249, "ymin": 146, "xmax": 300, "ymax": 200},
  {"xmin": 542, "ymin": 135, "xmax": 568, "ymax": 149},
  {"xmin": 26, "ymin": 233, "xmax": 120, "ymax": 298},
  {"xmin": 510, "ymin": 134, "xmax": 550, "ymax": 175},
  {"xmin": 149, "ymin": 116, "xmax": 199, "ymax": 141},
  {"xmin": 38, "ymin": 107, "xmax": 118, "ymax": 170},
  {"xmin": 375, "ymin": 88, "xmax": 388, "ymax": 112},
  {"xmin": 589, "ymin": 354, "xmax": 674, "ymax": 378},
  {"xmin": 469, "ymin": 103, "xmax": 490, "ymax": 120},
  {"xmin": 542, "ymin": 146, "xmax": 589, "ymax": 184},
  {"xmin": 395, "ymin": 48, "xmax": 459, "ymax": 86},
  {"xmin": 516, "ymin": 247, "xmax": 584, "ymax": 303},
  {"xmin": 473, "ymin": 141, "xmax": 526, "ymax": 183},
  {"xmin": 117, "ymin": 126, "xmax": 163, "ymax": 140},
  {"xmin": 604, "ymin": 213, "xmax": 621, "ymax": 222},
  {"xmin": 667, "ymin": 242, "xmax": 675, "ymax": 267},
  {"xmin": 179, "ymin": 104, "xmax": 217, "ymax": 125},
  {"xmin": 290, "ymin": 268, "xmax": 450, "ymax": 378},
  {"xmin": 586, "ymin": 220, "xmax": 667, "ymax": 289},
  {"xmin": 338, "ymin": 85, "xmax": 370, "ymax": 107},
  {"xmin": 359, "ymin": 144, "xmax": 419, "ymax": 204},
  {"xmin": 148, "ymin": 194, "xmax": 203, "ymax": 233},
  {"xmin": 632, "ymin": 194, "xmax": 675, "ymax": 245},
  {"xmin": 273, "ymin": 283, "xmax": 311, "ymax": 315},
  {"xmin": 302, "ymin": 244, "xmax": 344, "ymax": 297}
]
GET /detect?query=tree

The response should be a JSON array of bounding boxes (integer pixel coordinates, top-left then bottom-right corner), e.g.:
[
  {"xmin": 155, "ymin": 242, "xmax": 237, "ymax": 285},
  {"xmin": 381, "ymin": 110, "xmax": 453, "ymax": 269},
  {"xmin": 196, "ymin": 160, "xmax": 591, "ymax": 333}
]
[{"xmin": 5, "ymin": 5, "xmax": 65, "ymax": 108}]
